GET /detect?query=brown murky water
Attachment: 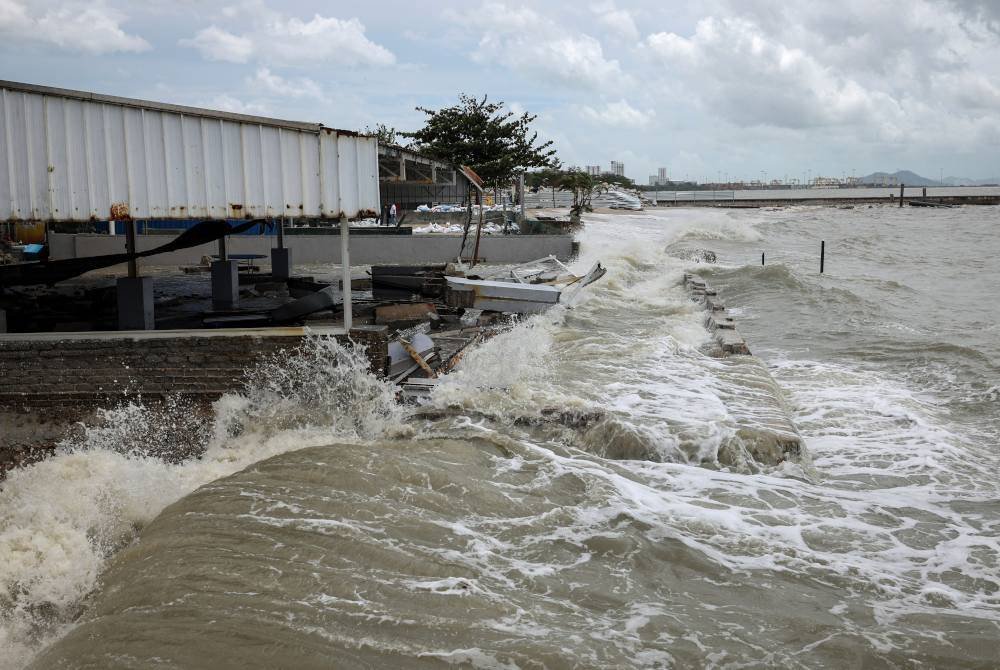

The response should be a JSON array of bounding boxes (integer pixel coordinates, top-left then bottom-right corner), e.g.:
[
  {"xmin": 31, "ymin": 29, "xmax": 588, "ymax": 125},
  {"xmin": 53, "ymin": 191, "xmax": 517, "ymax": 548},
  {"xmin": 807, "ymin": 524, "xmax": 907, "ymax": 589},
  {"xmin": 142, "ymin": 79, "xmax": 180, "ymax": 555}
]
[{"xmin": 4, "ymin": 207, "xmax": 999, "ymax": 668}]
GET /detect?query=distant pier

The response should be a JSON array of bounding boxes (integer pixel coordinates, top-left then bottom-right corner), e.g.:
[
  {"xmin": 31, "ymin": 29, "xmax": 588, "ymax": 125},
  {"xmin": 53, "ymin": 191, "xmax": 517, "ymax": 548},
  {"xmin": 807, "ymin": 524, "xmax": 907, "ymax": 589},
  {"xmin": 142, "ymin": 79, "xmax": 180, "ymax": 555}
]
[{"xmin": 655, "ymin": 194, "xmax": 1000, "ymax": 208}]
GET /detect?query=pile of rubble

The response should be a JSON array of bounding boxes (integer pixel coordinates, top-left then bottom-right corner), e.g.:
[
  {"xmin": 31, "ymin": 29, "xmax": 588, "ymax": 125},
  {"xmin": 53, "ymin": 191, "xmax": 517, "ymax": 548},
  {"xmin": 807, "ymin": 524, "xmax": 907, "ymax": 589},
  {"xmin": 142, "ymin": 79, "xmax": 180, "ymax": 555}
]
[{"xmin": 370, "ymin": 256, "xmax": 606, "ymax": 401}]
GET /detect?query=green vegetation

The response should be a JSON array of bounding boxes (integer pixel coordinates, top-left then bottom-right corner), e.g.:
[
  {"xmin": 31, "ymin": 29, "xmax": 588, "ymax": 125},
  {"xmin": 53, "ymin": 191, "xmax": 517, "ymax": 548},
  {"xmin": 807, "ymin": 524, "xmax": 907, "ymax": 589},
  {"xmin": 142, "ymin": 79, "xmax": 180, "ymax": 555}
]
[{"xmin": 403, "ymin": 95, "xmax": 559, "ymax": 190}]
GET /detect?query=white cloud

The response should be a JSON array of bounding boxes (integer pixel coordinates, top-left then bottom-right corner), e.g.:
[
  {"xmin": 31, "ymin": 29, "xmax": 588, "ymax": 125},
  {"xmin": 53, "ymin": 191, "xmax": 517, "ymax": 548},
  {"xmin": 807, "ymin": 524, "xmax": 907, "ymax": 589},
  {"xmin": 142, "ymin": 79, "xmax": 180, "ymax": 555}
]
[
  {"xmin": 247, "ymin": 67, "xmax": 327, "ymax": 101},
  {"xmin": 181, "ymin": 26, "xmax": 253, "ymax": 63},
  {"xmin": 264, "ymin": 14, "xmax": 395, "ymax": 66},
  {"xmin": 0, "ymin": 0, "xmax": 149, "ymax": 54},
  {"xmin": 581, "ymin": 99, "xmax": 654, "ymax": 127},
  {"xmin": 646, "ymin": 16, "xmax": 901, "ymax": 130},
  {"xmin": 591, "ymin": 1, "xmax": 639, "ymax": 41},
  {"xmin": 448, "ymin": 2, "xmax": 627, "ymax": 90},
  {"xmin": 181, "ymin": 6, "xmax": 394, "ymax": 68},
  {"xmin": 203, "ymin": 94, "xmax": 270, "ymax": 116}
]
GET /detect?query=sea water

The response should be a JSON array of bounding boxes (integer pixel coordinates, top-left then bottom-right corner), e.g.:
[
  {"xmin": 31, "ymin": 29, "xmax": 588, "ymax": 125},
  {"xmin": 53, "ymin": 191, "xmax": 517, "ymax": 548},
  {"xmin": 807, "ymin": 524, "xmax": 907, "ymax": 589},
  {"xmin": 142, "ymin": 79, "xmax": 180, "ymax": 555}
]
[{"xmin": 2, "ymin": 205, "xmax": 998, "ymax": 668}]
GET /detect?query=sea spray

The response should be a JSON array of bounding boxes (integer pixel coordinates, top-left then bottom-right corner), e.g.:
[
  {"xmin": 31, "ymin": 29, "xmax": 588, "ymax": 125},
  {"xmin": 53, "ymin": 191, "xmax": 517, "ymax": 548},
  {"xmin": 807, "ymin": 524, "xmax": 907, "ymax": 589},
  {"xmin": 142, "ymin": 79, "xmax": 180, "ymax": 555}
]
[{"xmin": 0, "ymin": 335, "xmax": 401, "ymax": 670}]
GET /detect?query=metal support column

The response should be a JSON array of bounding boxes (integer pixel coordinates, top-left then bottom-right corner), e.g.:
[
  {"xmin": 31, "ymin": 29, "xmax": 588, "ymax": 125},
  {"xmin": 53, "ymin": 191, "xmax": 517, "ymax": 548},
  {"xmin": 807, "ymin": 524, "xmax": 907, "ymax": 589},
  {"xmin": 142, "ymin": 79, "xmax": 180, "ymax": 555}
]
[
  {"xmin": 125, "ymin": 219, "xmax": 138, "ymax": 278},
  {"xmin": 272, "ymin": 216, "xmax": 292, "ymax": 280},
  {"xmin": 340, "ymin": 217, "xmax": 352, "ymax": 331}
]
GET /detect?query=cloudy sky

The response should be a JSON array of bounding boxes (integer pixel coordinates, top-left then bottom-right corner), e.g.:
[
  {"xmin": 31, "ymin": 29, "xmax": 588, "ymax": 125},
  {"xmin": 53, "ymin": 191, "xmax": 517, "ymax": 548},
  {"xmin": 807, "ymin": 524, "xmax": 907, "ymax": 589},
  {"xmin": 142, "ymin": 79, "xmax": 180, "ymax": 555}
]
[{"xmin": 2, "ymin": 0, "xmax": 999, "ymax": 182}]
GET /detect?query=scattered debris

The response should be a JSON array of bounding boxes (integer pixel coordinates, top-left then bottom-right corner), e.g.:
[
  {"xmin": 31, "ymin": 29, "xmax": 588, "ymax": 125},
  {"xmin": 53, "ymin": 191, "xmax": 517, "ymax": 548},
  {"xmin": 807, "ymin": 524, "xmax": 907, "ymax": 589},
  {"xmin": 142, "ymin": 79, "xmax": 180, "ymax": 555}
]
[
  {"xmin": 445, "ymin": 277, "xmax": 561, "ymax": 314},
  {"xmin": 388, "ymin": 332, "xmax": 436, "ymax": 380},
  {"xmin": 370, "ymin": 255, "xmax": 607, "ymax": 401},
  {"xmin": 375, "ymin": 302, "xmax": 438, "ymax": 330},
  {"xmin": 270, "ymin": 286, "xmax": 341, "ymax": 323}
]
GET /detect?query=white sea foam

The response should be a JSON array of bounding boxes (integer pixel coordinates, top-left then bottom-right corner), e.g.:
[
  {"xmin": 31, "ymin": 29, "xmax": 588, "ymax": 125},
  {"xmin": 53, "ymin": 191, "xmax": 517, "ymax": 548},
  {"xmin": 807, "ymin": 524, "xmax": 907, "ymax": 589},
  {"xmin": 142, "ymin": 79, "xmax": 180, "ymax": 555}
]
[
  {"xmin": 7, "ymin": 207, "xmax": 998, "ymax": 667},
  {"xmin": 0, "ymin": 337, "xmax": 402, "ymax": 669}
]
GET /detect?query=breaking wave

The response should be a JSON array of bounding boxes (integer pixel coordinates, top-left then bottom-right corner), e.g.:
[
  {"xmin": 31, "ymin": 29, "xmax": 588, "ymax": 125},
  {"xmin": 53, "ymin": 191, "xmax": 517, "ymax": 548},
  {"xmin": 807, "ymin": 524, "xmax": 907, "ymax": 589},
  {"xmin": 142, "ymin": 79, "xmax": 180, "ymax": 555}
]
[
  {"xmin": 0, "ymin": 337, "xmax": 403, "ymax": 669},
  {"xmin": 7, "ymin": 205, "xmax": 999, "ymax": 667}
]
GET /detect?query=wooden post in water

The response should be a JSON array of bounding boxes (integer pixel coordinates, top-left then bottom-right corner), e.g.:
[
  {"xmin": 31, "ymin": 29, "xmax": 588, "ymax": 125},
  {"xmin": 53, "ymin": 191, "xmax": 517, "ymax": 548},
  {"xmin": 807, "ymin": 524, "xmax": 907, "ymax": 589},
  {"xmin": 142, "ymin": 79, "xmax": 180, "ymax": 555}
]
[
  {"xmin": 761, "ymin": 251, "xmax": 765, "ymax": 266},
  {"xmin": 899, "ymin": 183, "xmax": 905, "ymax": 207},
  {"xmin": 922, "ymin": 187, "xmax": 927, "ymax": 198},
  {"xmin": 820, "ymin": 241, "xmax": 825, "ymax": 273}
]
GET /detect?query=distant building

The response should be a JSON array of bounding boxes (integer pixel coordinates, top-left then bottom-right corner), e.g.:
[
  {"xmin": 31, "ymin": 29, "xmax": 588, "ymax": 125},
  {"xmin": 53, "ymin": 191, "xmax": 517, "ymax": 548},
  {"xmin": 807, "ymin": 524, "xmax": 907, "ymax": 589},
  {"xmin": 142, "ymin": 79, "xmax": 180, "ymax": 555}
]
[
  {"xmin": 610, "ymin": 160, "xmax": 625, "ymax": 177},
  {"xmin": 649, "ymin": 167, "xmax": 669, "ymax": 186},
  {"xmin": 811, "ymin": 176, "xmax": 841, "ymax": 188},
  {"xmin": 585, "ymin": 165, "xmax": 601, "ymax": 176}
]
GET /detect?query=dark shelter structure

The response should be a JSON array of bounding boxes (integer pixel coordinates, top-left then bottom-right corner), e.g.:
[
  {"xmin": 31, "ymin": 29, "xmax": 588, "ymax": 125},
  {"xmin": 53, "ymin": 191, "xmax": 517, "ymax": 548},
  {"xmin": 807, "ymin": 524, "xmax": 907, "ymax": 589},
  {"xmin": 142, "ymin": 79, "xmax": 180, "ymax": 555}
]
[{"xmin": 377, "ymin": 144, "xmax": 482, "ymax": 213}]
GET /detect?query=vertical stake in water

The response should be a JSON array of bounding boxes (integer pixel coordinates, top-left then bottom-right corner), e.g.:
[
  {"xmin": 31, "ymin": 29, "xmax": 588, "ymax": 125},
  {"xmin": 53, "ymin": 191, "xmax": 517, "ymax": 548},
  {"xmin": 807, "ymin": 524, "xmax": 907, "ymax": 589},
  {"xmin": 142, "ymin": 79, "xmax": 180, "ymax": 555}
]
[
  {"xmin": 761, "ymin": 251, "xmax": 765, "ymax": 266},
  {"xmin": 899, "ymin": 183, "xmax": 905, "ymax": 208},
  {"xmin": 820, "ymin": 240, "xmax": 825, "ymax": 273}
]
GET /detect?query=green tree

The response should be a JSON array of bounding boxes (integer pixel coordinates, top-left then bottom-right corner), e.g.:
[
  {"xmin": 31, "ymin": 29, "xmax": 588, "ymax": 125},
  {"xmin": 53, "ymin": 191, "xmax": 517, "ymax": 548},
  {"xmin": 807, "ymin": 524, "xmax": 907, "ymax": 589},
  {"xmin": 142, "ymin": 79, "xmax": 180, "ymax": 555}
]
[
  {"xmin": 364, "ymin": 123, "xmax": 399, "ymax": 146},
  {"xmin": 526, "ymin": 168, "xmax": 607, "ymax": 219},
  {"xmin": 403, "ymin": 95, "xmax": 559, "ymax": 189}
]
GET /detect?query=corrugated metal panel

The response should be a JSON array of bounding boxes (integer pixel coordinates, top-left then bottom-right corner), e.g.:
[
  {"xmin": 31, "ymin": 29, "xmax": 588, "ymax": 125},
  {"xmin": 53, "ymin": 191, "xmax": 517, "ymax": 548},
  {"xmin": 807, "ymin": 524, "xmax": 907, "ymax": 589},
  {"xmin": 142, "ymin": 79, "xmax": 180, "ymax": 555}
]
[{"xmin": 0, "ymin": 81, "xmax": 379, "ymax": 222}]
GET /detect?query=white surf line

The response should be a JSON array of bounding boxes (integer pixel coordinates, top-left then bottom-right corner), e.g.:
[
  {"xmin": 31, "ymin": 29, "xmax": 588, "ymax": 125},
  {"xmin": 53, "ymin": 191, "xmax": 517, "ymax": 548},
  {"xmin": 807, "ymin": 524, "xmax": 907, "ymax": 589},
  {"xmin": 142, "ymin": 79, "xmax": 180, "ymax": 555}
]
[{"xmin": 684, "ymin": 272, "xmax": 804, "ymax": 466}]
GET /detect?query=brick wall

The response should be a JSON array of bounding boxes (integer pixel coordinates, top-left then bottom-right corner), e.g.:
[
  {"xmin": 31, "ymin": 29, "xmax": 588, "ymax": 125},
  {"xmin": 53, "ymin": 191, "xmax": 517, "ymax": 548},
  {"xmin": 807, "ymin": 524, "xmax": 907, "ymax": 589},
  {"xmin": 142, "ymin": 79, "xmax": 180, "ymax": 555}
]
[{"xmin": 0, "ymin": 326, "xmax": 388, "ymax": 408}]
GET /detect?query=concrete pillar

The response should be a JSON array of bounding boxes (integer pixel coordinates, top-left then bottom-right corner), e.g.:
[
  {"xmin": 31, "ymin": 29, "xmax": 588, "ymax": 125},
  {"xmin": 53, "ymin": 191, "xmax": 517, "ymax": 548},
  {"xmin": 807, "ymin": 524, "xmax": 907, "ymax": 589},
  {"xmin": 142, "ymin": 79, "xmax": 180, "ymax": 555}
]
[
  {"xmin": 271, "ymin": 247, "xmax": 292, "ymax": 280},
  {"xmin": 0, "ymin": 308, "xmax": 7, "ymax": 333},
  {"xmin": 117, "ymin": 277, "xmax": 154, "ymax": 330},
  {"xmin": 211, "ymin": 260, "xmax": 239, "ymax": 308},
  {"xmin": 272, "ymin": 217, "xmax": 291, "ymax": 279}
]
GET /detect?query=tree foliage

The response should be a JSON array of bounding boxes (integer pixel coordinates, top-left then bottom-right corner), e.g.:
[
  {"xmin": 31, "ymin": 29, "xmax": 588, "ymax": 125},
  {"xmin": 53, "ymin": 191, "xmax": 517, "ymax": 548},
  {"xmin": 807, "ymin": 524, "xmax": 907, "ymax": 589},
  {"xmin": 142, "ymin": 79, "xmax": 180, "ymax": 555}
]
[
  {"xmin": 403, "ymin": 95, "xmax": 559, "ymax": 190},
  {"xmin": 526, "ymin": 168, "xmax": 609, "ymax": 218},
  {"xmin": 364, "ymin": 123, "xmax": 399, "ymax": 147}
]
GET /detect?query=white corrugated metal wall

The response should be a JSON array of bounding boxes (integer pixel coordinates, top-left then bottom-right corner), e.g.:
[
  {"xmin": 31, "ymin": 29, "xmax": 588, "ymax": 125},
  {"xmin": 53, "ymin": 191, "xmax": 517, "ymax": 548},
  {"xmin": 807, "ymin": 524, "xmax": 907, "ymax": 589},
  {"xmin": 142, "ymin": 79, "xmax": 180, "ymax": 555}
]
[{"xmin": 0, "ymin": 82, "xmax": 379, "ymax": 222}]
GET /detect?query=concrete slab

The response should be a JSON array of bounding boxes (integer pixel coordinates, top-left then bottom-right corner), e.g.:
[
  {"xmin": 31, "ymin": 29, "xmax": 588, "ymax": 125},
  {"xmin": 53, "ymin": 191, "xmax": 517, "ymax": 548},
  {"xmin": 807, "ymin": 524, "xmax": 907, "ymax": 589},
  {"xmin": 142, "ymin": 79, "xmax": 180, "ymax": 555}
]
[
  {"xmin": 271, "ymin": 247, "xmax": 292, "ymax": 280},
  {"xmin": 116, "ymin": 276, "xmax": 154, "ymax": 331},
  {"xmin": 211, "ymin": 260, "xmax": 239, "ymax": 308},
  {"xmin": 709, "ymin": 311, "xmax": 736, "ymax": 330},
  {"xmin": 375, "ymin": 302, "xmax": 437, "ymax": 326},
  {"xmin": 715, "ymin": 328, "xmax": 751, "ymax": 355}
]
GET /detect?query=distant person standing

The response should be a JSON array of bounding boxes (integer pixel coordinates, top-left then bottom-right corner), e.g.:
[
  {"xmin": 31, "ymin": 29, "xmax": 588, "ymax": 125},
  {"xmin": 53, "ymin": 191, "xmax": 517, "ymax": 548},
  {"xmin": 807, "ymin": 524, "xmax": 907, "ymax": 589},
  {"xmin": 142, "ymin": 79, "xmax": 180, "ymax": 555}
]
[{"xmin": 389, "ymin": 203, "xmax": 398, "ymax": 226}]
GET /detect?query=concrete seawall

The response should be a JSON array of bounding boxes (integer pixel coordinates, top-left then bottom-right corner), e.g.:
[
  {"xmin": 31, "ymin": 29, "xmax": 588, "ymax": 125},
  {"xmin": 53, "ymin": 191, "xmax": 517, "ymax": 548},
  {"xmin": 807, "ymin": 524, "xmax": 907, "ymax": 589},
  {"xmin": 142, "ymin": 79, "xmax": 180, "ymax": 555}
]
[
  {"xmin": 0, "ymin": 326, "xmax": 388, "ymax": 407},
  {"xmin": 684, "ymin": 272, "xmax": 803, "ymax": 467},
  {"xmin": 49, "ymin": 233, "xmax": 576, "ymax": 266},
  {"xmin": 0, "ymin": 325, "xmax": 389, "ymax": 476}
]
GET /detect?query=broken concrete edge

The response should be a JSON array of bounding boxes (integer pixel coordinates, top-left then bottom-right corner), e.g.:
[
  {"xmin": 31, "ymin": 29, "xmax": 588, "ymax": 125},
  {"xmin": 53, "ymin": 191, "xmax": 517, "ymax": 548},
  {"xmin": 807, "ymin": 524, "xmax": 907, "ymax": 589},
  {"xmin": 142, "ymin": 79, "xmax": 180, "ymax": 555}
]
[
  {"xmin": 682, "ymin": 272, "xmax": 805, "ymax": 465},
  {"xmin": 683, "ymin": 272, "xmax": 751, "ymax": 356}
]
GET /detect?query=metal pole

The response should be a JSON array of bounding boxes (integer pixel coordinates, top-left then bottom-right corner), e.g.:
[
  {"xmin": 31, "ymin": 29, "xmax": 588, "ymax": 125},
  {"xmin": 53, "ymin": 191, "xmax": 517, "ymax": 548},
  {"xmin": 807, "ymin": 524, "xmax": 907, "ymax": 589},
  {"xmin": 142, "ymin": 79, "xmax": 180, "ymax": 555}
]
[
  {"xmin": 519, "ymin": 172, "xmax": 525, "ymax": 219},
  {"xmin": 340, "ymin": 217, "xmax": 352, "ymax": 331},
  {"xmin": 761, "ymin": 251, "xmax": 765, "ymax": 266},
  {"xmin": 899, "ymin": 183, "xmax": 905, "ymax": 208},
  {"xmin": 820, "ymin": 240, "xmax": 825, "ymax": 274},
  {"xmin": 125, "ymin": 219, "xmax": 138, "ymax": 278},
  {"xmin": 472, "ymin": 191, "xmax": 484, "ymax": 267}
]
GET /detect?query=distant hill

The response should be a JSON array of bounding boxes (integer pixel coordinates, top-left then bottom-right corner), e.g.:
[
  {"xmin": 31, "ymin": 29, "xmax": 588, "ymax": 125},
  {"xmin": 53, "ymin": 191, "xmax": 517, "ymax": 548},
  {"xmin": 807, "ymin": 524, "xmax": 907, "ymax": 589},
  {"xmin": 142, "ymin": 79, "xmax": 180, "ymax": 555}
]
[
  {"xmin": 943, "ymin": 176, "xmax": 1000, "ymax": 186},
  {"xmin": 860, "ymin": 170, "xmax": 941, "ymax": 186}
]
